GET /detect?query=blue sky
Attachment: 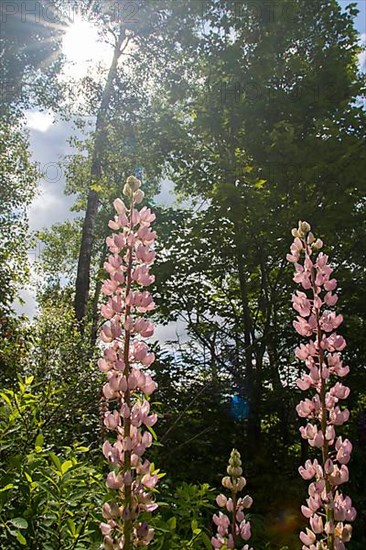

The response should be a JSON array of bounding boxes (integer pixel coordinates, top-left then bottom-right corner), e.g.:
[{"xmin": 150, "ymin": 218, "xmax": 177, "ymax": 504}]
[{"xmin": 339, "ymin": 0, "xmax": 365, "ymax": 34}]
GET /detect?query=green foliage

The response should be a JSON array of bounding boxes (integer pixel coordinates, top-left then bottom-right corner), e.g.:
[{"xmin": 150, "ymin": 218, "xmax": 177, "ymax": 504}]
[
  {"xmin": 0, "ymin": 121, "xmax": 38, "ymax": 316},
  {"xmin": 149, "ymin": 4, "xmax": 366, "ymax": 546},
  {"xmin": 0, "ymin": 377, "xmax": 104, "ymax": 549},
  {"xmin": 36, "ymin": 219, "xmax": 83, "ymax": 286},
  {"xmin": 0, "ymin": 0, "xmax": 63, "ymax": 117},
  {"xmin": 150, "ymin": 482, "xmax": 215, "ymax": 549},
  {"xmin": 17, "ymin": 299, "xmax": 101, "ymax": 447}
]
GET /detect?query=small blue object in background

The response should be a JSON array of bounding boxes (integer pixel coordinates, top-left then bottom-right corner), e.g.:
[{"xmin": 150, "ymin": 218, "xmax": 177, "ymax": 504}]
[
  {"xmin": 134, "ymin": 167, "xmax": 143, "ymax": 181},
  {"xmin": 230, "ymin": 395, "xmax": 250, "ymax": 421}
]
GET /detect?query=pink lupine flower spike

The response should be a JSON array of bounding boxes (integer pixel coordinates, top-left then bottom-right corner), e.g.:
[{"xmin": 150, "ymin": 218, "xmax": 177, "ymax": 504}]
[
  {"xmin": 99, "ymin": 176, "xmax": 159, "ymax": 550},
  {"xmin": 212, "ymin": 449, "xmax": 253, "ymax": 550},
  {"xmin": 288, "ymin": 221, "xmax": 356, "ymax": 550}
]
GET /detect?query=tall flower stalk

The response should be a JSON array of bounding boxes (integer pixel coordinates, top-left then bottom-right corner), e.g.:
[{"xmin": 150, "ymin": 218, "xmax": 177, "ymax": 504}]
[
  {"xmin": 99, "ymin": 176, "xmax": 159, "ymax": 549},
  {"xmin": 212, "ymin": 449, "xmax": 253, "ymax": 550},
  {"xmin": 288, "ymin": 221, "xmax": 356, "ymax": 550}
]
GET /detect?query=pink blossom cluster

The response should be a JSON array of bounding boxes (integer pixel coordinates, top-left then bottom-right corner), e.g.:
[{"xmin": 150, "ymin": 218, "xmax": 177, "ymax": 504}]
[
  {"xmin": 99, "ymin": 176, "xmax": 159, "ymax": 549},
  {"xmin": 288, "ymin": 221, "xmax": 356, "ymax": 550},
  {"xmin": 212, "ymin": 449, "xmax": 253, "ymax": 550}
]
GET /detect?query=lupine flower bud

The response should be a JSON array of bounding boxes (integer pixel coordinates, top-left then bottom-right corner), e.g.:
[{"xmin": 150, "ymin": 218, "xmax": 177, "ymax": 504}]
[
  {"xmin": 300, "ymin": 221, "xmax": 311, "ymax": 234},
  {"xmin": 134, "ymin": 189, "xmax": 145, "ymax": 204},
  {"xmin": 288, "ymin": 222, "xmax": 356, "ymax": 549},
  {"xmin": 127, "ymin": 175, "xmax": 141, "ymax": 191},
  {"xmin": 123, "ymin": 183, "xmax": 133, "ymax": 197},
  {"xmin": 236, "ymin": 477, "xmax": 246, "ymax": 491},
  {"xmin": 222, "ymin": 476, "xmax": 233, "ymax": 490},
  {"xmin": 307, "ymin": 232, "xmax": 315, "ymax": 245},
  {"xmin": 227, "ymin": 465, "xmax": 243, "ymax": 477},
  {"xmin": 313, "ymin": 238, "xmax": 323, "ymax": 250}
]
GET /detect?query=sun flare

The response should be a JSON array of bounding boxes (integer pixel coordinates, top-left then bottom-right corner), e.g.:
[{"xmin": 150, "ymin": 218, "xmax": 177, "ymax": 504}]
[{"xmin": 62, "ymin": 15, "xmax": 113, "ymax": 77}]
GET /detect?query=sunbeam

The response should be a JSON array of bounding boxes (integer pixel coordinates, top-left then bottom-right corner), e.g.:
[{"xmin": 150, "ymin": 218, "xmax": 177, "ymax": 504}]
[{"xmin": 62, "ymin": 13, "xmax": 113, "ymax": 78}]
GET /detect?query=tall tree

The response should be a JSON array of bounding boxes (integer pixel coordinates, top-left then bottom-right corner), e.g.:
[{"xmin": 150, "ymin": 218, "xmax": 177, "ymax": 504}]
[
  {"xmin": 0, "ymin": 123, "xmax": 37, "ymax": 316},
  {"xmin": 153, "ymin": 0, "xmax": 366, "ymax": 456},
  {"xmin": 0, "ymin": 0, "xmax": 64, "ymax": 116},
  {"xmin": 74, "ymin": 26, "xmax": 129, "ymax": 325},
  {"xmin": 0, "ymin": 0, "xmax": 64, "ymax": 316},
  {"xmin": 73, "ymin": 0, "xmax": 204, "ymax": 325}
]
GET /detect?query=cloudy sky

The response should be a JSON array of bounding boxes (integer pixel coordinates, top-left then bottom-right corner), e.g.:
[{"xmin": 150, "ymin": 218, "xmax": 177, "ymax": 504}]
[{"xmin": 16, "ymin": 0, "xmax": 366, "ymax": 322}]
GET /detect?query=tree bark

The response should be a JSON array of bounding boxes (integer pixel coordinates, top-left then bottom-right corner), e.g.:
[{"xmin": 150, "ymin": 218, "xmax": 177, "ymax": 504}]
[
  {"xmin": 74, "ymin": 29, "xmax": 127, "ymax": 326},
  {"xmin": 232, "ymin": 220, "xmax": 262, "ymax": 455},
  {"xmin": 90, "ymin": 241, "xmax": 108, "ymax": 349}
]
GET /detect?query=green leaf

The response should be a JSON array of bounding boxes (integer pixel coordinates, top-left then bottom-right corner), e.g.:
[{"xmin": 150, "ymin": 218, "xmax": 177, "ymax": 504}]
[
  {"xmin": 49, "ymin": 452, "xmax": 61, "ymax": 470},
  {"xmin": 90, "ymin": 183, "xmax": 102, "ymax": 193},
  {"xmin": 146, "ymin": 424, "xmax": 158, "ymax": 440},
  {"xmin": 74, "ymin": 446, "xmax": 89, "ymax": 453},
  {"xmin": 254, "ymin": 178, "xmax": 267, "ymax": 188},
  {"xmin": 40, "ymin": 474, "xmax": 59, "ymax": 488},
  {"xmin": 30, "ymin": 481, "xmax": 38, "ymax": 492},
  {"xmin": 24, "ymin": 472, "xmax": 33, "ymax": 483},
  {"xmin": 61, "ymin": 460, "xmax": 74, "ymax": 474},
  {"xmin": 35, "ymin": 433, "xmax": 44, "ymax": 449},
  {"xmin": 200, "ymin": 532, "xmax": 213, "ymax": 549},
  {"xmin": 0, "ymin": 483, "xmax": 14, "ymax": 492},
  {"xmin": 16, "ymin": 532, "xmax": 27, "ymax": 545},
  {"xmin": 25, "ymin": 376, "xmax": 34, "ymax": 385},
  {"xmin": 0, "ymin": 392, "xmax": 12, "ymax": 406},
  {"xmin": 167, "ymin": 516, "xmax": 176, "ymax": 530},
  {"xmin": 67, "ymin": 518, "xmax": 77, "ymax": 535},
  {"xmin": 9, "ymin": 517, "xmax": 28, "ymax": 529}
]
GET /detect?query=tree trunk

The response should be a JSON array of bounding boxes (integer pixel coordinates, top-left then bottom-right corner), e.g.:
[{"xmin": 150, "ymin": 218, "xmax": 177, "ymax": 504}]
[
  {"xmin": 232, "ymin": 221, "xmax": 261, "ymax": 456},
  {"xmin": 90, "ymin": 241, "xmax": 108, "ymax": 349},
  {"xmin": 74, "ymin": 29, "xmax": 126, "ymax": 326}
]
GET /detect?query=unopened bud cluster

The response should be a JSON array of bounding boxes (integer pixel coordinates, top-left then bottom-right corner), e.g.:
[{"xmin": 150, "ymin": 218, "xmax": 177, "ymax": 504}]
[
  {"xmin": 222, "ymin": 448, "xmax": 246, "ymax": 492},
  {"xmin": 212, "ymin": 449, "xmax": 253, "ymax": 550},
  {"xmin": 99, "ymin": 176, "xmax": 159, "ymax": 549},
  {"xmin": 288, "ymin": 221, "xmax": 356, "ymax": 550},
  {"xmin": 291, "ymin": 220, "xmax": 323, "ymax": 250},
  {"xmin": 123, "ymin": 175, "xmax": 145, "ymax": 203}
]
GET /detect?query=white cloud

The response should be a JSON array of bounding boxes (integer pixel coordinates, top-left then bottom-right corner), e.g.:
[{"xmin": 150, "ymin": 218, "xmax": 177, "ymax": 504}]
[
  {"xmin": 13, "ymin": 255, "xmax": 43, "ymax": 319},
  {"xmin": 155, "ymin": 179, "xmax": 175, "ymax": 205},
  {"xmin": 358, "ymin": 33, "xmax": 366, "ymax": 72},
  {"xmin": 26, "ymin": 117, "xmax": 83, "ymax": 231},
  {"xmin": 153, "ymin": 319, "xmax": 189, "ymax": 345},
  {"xmin": 13, "ymin": 286, "xmax": 38, "ymax": 319},
  {"xmin": 29, "ymin": 185, "xmax": 76, "ymax": 232},
  {"xmin": 25, "ymin": 111, "xmax": 55, "ymax": 132},
  {"xmin": 14, "ymin": 115, "xmax": 80, "ymax": 315},
  {"xmin": 359, "ymin": 51, "xmax": 366, "ymax": 72}
]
